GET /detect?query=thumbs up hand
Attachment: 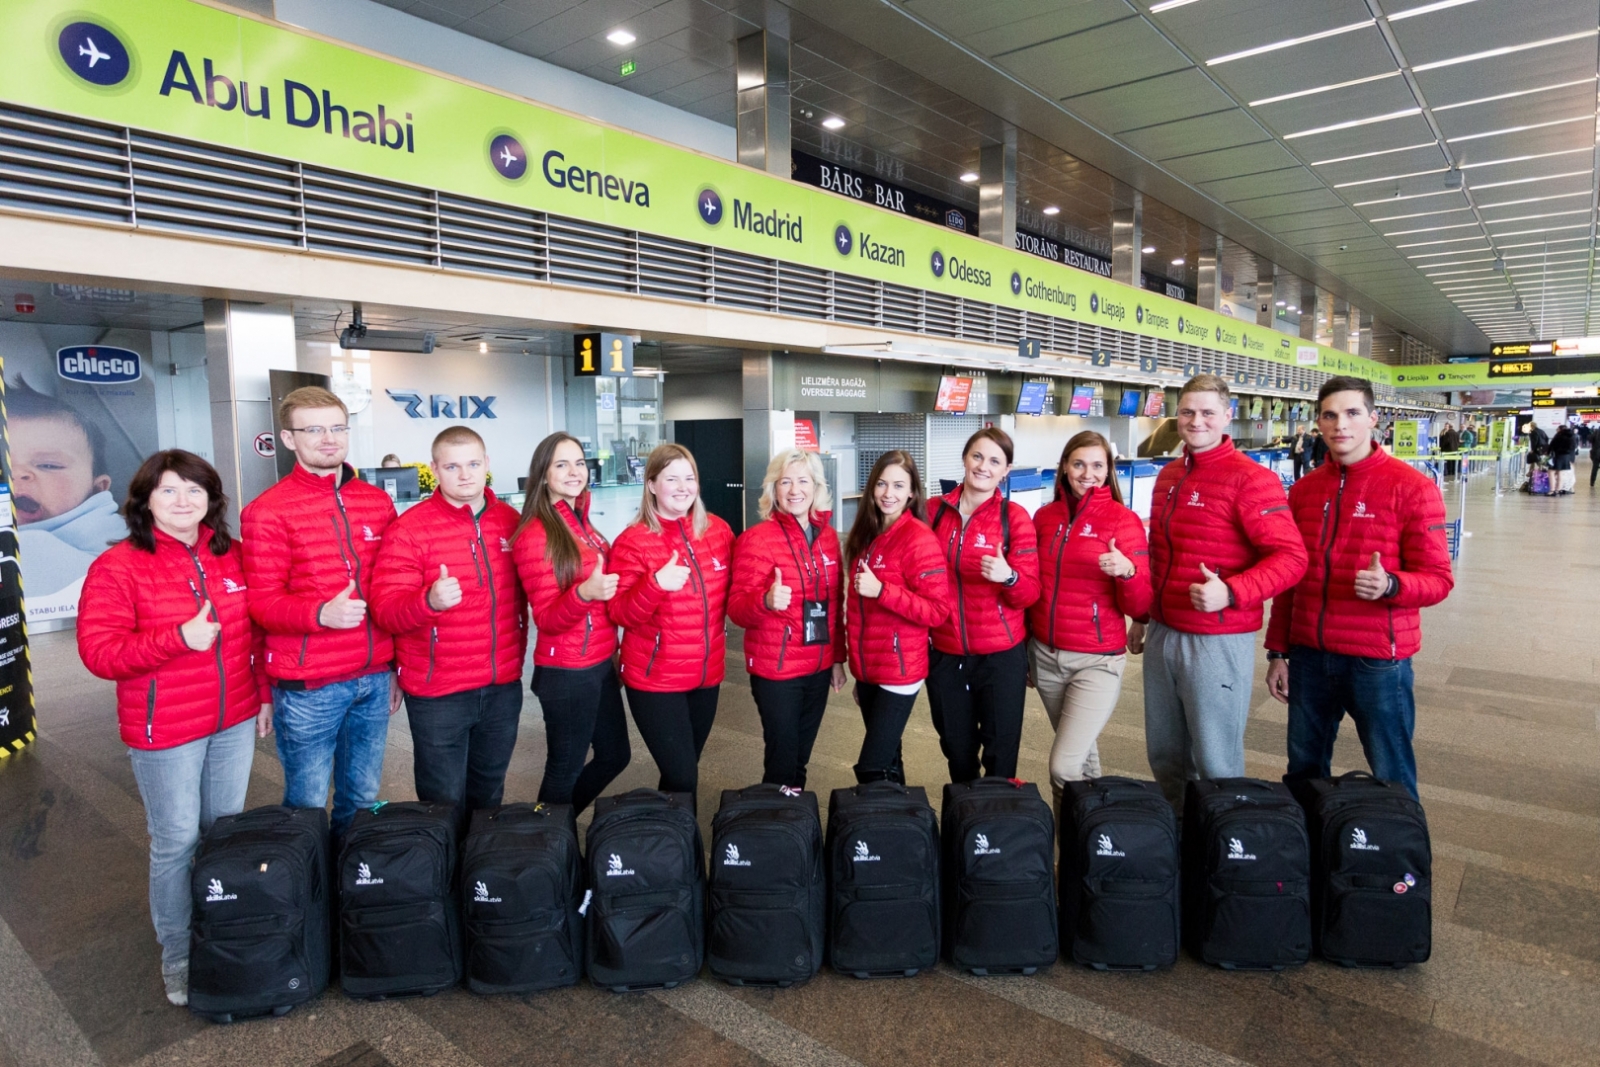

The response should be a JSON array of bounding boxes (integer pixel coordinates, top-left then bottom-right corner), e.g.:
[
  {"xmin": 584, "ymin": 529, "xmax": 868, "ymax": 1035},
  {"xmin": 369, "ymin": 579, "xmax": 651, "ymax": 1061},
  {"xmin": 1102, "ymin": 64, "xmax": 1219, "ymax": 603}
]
[
  {"xmin": 319, "ymin": 579, "xmax": 368, "ymax": 629},
  {"xmin": 1189, "ymin": 563, "xmax": 1231, "ymax": 613},
  {"xmin": 428, "ymin": 564, "xmax": 462, "ymax": 611},
  {"xmin": 1354, "ymin": 551, "xmax": 1389, "ymax": 601},
  {"xmin": 655, "ymin": 550, "xmax": 690, "ymax": 592},
  {"xmin": 1098, "ymin": 536, "xmax": 1134, "ymax": 579},
  {"xmin": 979, "ymin": 550, "xmax": 1013, "ymax": 584},
  {"xmin": 578, "ymin": 553, "xmax": 619, "ymax": 602},
  {"xmin": 766, "ymin": 567, "xmax": 792, "ymax": 611},
  {"xmin": 180, "ymin": 599, "xmax": 221, "ymax": 651},
  {"xmin": 855, "ymin": 561, "xmax": 883, "ymax": 599}
]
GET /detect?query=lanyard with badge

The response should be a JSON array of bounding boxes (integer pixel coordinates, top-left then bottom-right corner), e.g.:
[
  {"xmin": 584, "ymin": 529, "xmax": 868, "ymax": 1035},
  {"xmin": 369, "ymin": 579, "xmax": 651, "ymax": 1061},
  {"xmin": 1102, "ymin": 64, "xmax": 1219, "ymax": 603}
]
[{"xmin": 790, "ymin": 521, "xmax": 830, "ymax": 646}]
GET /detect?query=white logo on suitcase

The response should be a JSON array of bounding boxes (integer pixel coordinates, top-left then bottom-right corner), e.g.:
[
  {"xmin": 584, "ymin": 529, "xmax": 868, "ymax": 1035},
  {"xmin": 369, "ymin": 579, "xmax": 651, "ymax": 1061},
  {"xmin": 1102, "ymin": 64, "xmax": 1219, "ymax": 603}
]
[
  {"xmin": 204, "ymin": 878, "xmax": 237, "ymax": 902},
  {"xmin": 973, "ymin": 832, "xmax": 1001, "ymax": 856},
  {"xmin": 1226, "ymin": 837, "xmax": 1257, "ymax": 861},
  {"xmin": 1350, "ymin": 827, "xmax": 1380, "ymax": 851},
  {"xmin": 722, "ymin": 843, "xmax": 751, "ymax": 867},
  {"xmin": 354, "ymin": 862, "xmax": 384, "ymax": 885},
  {"xmin": 605, "ymin": 853, "xmax": 636, "ymax": 876},
  {"xmin": 1095, "ymin": 833, "xmax": 1126, "ymax": 857},
  {"xmin": 853, "ymin": 840, "xmax": 881, "ymax": 862}
]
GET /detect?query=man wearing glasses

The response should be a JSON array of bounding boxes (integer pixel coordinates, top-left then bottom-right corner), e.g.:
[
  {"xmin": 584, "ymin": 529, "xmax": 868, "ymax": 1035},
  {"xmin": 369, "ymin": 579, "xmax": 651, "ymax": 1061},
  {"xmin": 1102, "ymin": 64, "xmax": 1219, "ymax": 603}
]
[{"xmin": 242, "ymin": 387, "xmax": 400, "ymax": 834}]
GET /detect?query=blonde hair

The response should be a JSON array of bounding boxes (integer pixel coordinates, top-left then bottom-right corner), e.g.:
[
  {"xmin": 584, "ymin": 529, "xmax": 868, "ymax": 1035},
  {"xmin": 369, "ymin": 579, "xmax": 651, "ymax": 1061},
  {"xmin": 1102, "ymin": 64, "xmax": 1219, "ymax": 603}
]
[
  {"xmin": 1179, "ymin": 373, "xmax": 1231, "ymax": 404},
  {"xmin": 634, "ymin": 442, "xmax": 708, "ymax": 538},
  {"xmin": 278, "ymin": 385, "xmax": 347, "ymax": 428},
  {"xmin": 757, "ymin": 450, "xmax": 833, "ymax": 521},
  {"xmin": 431, "ymin": 425, "xmax": 485, "ymax": 459}
]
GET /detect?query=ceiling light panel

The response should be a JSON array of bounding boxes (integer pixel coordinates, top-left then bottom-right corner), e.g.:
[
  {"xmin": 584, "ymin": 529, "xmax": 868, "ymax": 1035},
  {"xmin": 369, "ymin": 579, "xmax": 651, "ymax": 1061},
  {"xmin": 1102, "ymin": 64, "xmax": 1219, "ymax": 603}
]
[
  {"xmin": 1433, "ymin": 76, "xmax": 1597, "ymax": 113},
  {"xmin": 1248, "ymin": 70, "xmax": 1400, "ymax": 107},
  {"xmin": 1364, "ymin": 205, "xmax": 1473, "ymax": 223},
  {"xmin": 1409, "ymin": 29, "xmax": 1599, "ymax": 74},
  {"xmin": 1206, "ymin": 19, "xmax": 1376, "ymax": 66}
]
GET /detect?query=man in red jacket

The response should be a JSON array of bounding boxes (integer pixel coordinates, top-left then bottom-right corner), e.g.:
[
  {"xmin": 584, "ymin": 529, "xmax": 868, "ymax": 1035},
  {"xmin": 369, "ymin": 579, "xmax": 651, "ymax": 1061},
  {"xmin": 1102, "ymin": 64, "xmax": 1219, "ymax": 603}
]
[
  {"xmin": 371, "ymin": 426, "xmax": 528, "ymax": 811},
  {"xmin": 1134, "ymin": 374, "xmax": 1307, "ymax": 805},
  {"xmin": 1267, "ymin": 377, "xmax": 1453, "ymax": 799},
  {"xmin": 242, "ymin": 387, "xmax": 399, "ymax": 835}
]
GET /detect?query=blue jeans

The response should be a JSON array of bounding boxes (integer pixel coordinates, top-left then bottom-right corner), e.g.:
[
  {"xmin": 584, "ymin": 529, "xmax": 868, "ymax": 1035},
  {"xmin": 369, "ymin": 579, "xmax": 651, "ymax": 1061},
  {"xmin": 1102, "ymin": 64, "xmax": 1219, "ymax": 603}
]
[
  {"xmin": 406, "ymin": 681, "xmax": 523, "ymax": 813},
  {"xmin": 1285, "ymin": 646, "xmax": 1418, "ymax": 799},
  {"xmin": 273, "ymin": 671, "xmax": 392, "ymax": 835},
  {"xmin": 128, "ymin": 719, "xmax": 256, "ymax": 971}
]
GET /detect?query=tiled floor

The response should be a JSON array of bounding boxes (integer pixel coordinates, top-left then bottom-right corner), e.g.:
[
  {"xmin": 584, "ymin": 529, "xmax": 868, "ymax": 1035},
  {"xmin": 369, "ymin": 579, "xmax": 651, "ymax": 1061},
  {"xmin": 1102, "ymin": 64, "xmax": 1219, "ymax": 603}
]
[{"xmin": 2, "ymin": 474, "xmax": 1597, "ymax": 1067}]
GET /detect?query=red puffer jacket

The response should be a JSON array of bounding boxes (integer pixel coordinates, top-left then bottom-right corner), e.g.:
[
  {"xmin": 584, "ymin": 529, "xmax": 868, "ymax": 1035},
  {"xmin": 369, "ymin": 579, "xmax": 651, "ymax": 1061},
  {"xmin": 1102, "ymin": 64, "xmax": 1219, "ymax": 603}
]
[
  {"xmin": 1028, "ymin": 486, "xmax": 1153, "ymax": 655},
  {"xmin": 77, "ymin": 529, "xmax": 267, "ymax": 750},
  {"xmin": 928, "ymin": 488, "xmax": 1040, "ymax": 655},
  {"xmin": 1266, "ymin": 447, "xmax": 1453, "ymax": 659},
  {"xmin": 242, "ymin": 463, "xmax": 397, "ymax": 685},
  {"xmin": 846, "ymin": 511, "xmax": 950, "ymax": 685},
  {"xmin": 512, "ymin": 495, "xmax": 616, "ymax": 669},
  {"xmin": 728, "ymin": 510, "xmax": 845, "ymax": 680},
  {"xmin": 370, "ymin": 490, "xmax": 528, "ymax": 698},
  {"xmin": 609, "ymin": 513, "xmax": 735, "ymax": 692},
  {"xmin": 1148, "ymin": 437, "xmax": 1307, "ymax": 635}
]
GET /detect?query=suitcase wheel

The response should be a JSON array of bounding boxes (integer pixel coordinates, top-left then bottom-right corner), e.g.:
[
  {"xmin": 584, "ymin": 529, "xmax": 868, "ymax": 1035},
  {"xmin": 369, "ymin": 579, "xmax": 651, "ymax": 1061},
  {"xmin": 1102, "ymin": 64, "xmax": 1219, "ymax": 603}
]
[
  {"xmin": 203, "ymin": 1013, "xmax": 234, "ymax": 1025},
  {"xmin": 849, "ymin": 968, "xmax": 919, "ymax": 979},
  {"xmin": 271, "ymin": 1004, "xmax": 295, "ymax": 1017},
  {"xmin": 969, "ymin": 967, "xmax": 1037, "ymax": 976}
]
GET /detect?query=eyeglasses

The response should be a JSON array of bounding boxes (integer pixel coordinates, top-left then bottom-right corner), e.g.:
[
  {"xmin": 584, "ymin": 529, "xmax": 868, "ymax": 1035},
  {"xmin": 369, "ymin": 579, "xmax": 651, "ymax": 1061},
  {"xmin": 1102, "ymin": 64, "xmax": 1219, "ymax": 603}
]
[{"xmin": 286, "ymin": 425, "xmax": 350, "ymax": 437}]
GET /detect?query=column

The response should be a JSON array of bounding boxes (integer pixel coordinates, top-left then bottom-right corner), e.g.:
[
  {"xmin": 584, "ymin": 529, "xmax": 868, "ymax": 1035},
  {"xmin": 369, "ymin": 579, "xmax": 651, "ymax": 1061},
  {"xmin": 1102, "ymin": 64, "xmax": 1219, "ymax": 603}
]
[
  {"xmin": 1298, "ymin": 283, "xmax": 1319, "ymax": 342},
  {"xmin": 736, "ymin": 31, "xmax": 790, "ymax": 176},
  {"xmin": 205, "ymin": 300, "xmax": 297, "ymax": 529},
  {"xmin": 978, "ymin": 128, "xmax": 1017, "ymax": 248},
  {"xmin": 1111, "ymin": 193, "xmax": 1142, "ymax": 286},
  {"xmin": 742, "ymin": 351, "xmax": 795, "ymax": 531},
  {"xmin": 1255, "ymin": 256, "xmax": 1276, "ymax": 328},
  {"xmin": 1356, "ymin": 310, "xmax": 1373, "ymax": 358},
  {"xmin": 1331, "ymin": 297, "xmax": 1350, "ymax": 352},
  {"xmin": 1195, "ymin": 233, "xmax": 1223, "ymax": 313}
]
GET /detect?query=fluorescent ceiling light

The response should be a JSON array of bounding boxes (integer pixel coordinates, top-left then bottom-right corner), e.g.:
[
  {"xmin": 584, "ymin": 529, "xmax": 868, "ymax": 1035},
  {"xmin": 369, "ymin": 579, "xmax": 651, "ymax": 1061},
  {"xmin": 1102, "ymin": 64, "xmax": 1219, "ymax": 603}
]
[
  {"xmin": 605, "ymin": 28, "xmax": 636, "ymax": 45},
  {"xmin": 1149, "ymin": 0, "xmax": 1206, "ymax": 11},
  {"xmin": 1471, "ymin": 170, "xmax": 1592, "ymax": 191},
  {"xmin": 821, "ymin": 117, "xmax": 846, "ymax": 129},
  {"xmin": 1042, "ymin": 206, "xmax": 1060, "ymax": 215},
  {"xmin": 1496, "ymin": 235, "xmax": 1591, "ymax": 250},
  {"xmin": 1481, "ymin": 209, "xmax": 1591, "ymax": 226},
  {"xmin": 1412, "ymin": 30, "xmax": 1599, "ymax": 73},
  {"xmin": 1425, "ymin": 267, "xmax": 1496, "ymax": 277},
  {"xmin": 1368, "ymin": 206, "xmax": 1473, "ymax": 223},
  {"xmin": 1447, "ymin": 115, "xmax": 1594, "ymax": 144},
  {"xmin": 1415, "ymin": 256, "xmax": 1493, "ymax": 267},
  {"xmin": 1142, "ymin": 245, "xmax": 1156, "ymax": 253},
  {"xmin": 1275, "ymin": 300, "xmax": 1286, "ymax": 306},
  {"xmin": 1170, "ymin": 257, "xmax": 1185, "ymax": 265},
  {"xmin": 1312, "ymin": 142, "xmax": 1439, "ymax": 167},
  {"xmin": 1249, "ymin": 71, "xmax": 1399, "ymax": 107},
  {"xmin": 1284, "ymin": 108, "xmax": 1420, "ymax": 140},
  {"xmin": 1395, "ymin": 235, "xmax": 1487, "ymax": 248},
  {"xmin": 1335, "ymin": 168, "xmax": 1446, "ymax": 189},
  {"xmin": 1387, "ymin": 0, "xmax": 1481, "ymax": 19},
  {"xmin": 1383, "ymin": 221, "xmax": 1480, "ymax": 237},
  {"xmin": 959, "ymin": 172, "xmax": 979, "ymax": 182},
  {"xmin": 1207, "ymin": 19, "xmax": 1374, "ymax": 66},
  {"xmin": 1476, "ymin": 191, "xmax": 1591, "ymax": 210},
  {"xmin": 1434, "ymin": 77, "xmax": 1597, "ymax": 113},
  {"xmin": 1353, "ymin": 188, "xmax": 1464, "ymax": 206},
  {"xmin": 1459, "ymin": 146, "xmax": 1591, "ymax": 170},
  {"xmin": 1486, "ymin": 223, "xmax": 1592, "ymax": 238}
]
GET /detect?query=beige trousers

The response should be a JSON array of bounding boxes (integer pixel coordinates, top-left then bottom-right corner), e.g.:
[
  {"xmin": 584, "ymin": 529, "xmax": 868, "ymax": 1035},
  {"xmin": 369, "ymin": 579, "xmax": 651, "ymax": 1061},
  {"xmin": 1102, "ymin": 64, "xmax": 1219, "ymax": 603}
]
[{"xmin": 1028, "ymin": 639, "xmax": 1128, "ymax": 809}]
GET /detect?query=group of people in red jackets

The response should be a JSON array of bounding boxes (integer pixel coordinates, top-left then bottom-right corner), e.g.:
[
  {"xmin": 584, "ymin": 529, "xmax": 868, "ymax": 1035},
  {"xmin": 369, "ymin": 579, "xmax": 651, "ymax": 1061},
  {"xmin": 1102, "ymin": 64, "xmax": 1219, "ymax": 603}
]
[{"xmin": 77, "ymin": 373, "xmax": 1454, "ymax": 1006}]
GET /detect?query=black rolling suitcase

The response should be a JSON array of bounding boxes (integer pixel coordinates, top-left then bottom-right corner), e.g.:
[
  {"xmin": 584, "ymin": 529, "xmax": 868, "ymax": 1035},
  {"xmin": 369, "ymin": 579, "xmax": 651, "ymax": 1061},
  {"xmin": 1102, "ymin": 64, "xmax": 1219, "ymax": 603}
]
[
  {"xmin": 941, "ymin": 778, "xmax": 1057, "ymax": 975},
  {"xmin": 1182, "ymin": 778, "xmax": 1311, "ymax": 969},
  {"xmin": 337, "ymin": 801, "xmax": 462, "ymax": 998},
  {"xmin": 187, "ymin": 805, "xmax": 330, "ymax": 1022},
  {"xmin": 460, "ymin": 803, "xmax": 585, "ymax": 994},
  {"xmin": 1059, "ymin": 777, "xmax": 1179, "ymax": 970},
  {"xmin": 584, "ymin": 789, "xmax": 705, "ymax": 991},
  {"xmin": 826, "ymin": 782, "xmax": 940, "ymax": 977},
  {"xmin": 707, "ymin": 784, "xmax": 825, "ymax": 986},
  {"xmin": 1289, "ymin": 771, "xmax": 1431, "ymax": 967}
]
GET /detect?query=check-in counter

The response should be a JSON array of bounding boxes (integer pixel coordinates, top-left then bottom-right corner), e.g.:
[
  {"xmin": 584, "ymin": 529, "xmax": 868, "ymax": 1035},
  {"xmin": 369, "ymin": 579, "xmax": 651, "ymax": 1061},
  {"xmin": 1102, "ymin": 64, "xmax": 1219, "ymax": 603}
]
[
  {"xmin": 1005, "ymin": 467, "xmax": 1045, "ymax": 517},
  {"xmin": 1116, "ymin": 459, "xmax": 1165, "ymax": 520}
]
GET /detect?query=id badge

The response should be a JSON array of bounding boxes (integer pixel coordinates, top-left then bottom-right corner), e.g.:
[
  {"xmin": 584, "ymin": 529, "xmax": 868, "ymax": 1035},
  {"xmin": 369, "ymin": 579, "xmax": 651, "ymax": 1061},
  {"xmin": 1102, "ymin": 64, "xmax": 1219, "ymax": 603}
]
[{"xmin": 801, "ymin": 599, "xmax": 829, "ymax": 645}]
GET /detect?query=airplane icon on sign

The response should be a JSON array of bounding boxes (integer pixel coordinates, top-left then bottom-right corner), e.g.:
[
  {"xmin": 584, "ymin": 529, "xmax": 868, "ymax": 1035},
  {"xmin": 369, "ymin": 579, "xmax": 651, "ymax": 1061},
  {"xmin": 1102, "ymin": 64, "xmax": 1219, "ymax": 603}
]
[
  {"xmin": 498, "ymin": 144, "xmax": 518, "ymax": 168},
  {"xmin": 78, "ymin": 36, "xmax": 111, "ymax": 68}
]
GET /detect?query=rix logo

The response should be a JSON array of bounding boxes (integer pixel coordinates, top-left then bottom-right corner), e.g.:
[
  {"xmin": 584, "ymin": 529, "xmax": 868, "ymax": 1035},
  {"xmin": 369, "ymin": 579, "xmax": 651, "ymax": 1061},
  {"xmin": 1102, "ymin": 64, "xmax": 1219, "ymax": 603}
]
[{"xmin": 385, "ymin": 390, "xmax": 497, "ymax": 419}]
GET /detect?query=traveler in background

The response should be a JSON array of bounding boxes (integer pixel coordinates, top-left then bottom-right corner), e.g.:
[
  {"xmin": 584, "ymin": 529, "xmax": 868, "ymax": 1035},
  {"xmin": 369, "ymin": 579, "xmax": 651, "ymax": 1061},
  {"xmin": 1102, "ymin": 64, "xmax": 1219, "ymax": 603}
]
[
  {"xmin": 609, "ymin": 443, "xmax": 734, "ymax": 802},
  {"xmin": 926, "ymin": 428, "xmax": 1040, "ymax": 781},
  {"xmin": 1027, "ymin": 432, "xmax": 1152, "ymax": 808},
  {"xmin": 843, "ymin": 450, "xmax": 949, "ymax": 783},
  {"xmin": 371, "ymin": 426, "xmax": 527, "ymax": 814},
  {"xmin": 1309, "ymin": 427, "xmax": 1328, "ymax": 469},
  {"xmin": 1131, "ymin": 374, "xmax": 1307, "ymax": 806},
  {"xmin": 1590, "ymin": 428, "xmax": 1600, "ymax": 488},
  {"xmin": 242, "ymin": 386, "xmax": 399, "ymax": 837},
  {"xmin": 512, "ymin": 433, "xmax": 630, "ymax": 813},
  {"xmin": 1439, "ymin": 423, "xmax": 1460, "ymax": 481},
  {"xmin": 1460, "ymin": 422, "xmax": 1478, "ymax": 451},
  {"xmin": 1548, "ymin": 425, "xmax": 1578, "ymax": 495},
  {"xmin": 1383, "ymin": 423, "xmax": 1395, "ymax": 447},
  {"xmin": 1528, "ymin": 422, "xmax": 1549, "ymax": 461},
  {"xmin": 1290, "ymin": 424, "xmax": 1313, "ymax": 481},
  {"xmin": 1577, "ymin": 423, "xmax": 1592, "ymax": 448},
  {"xmin": 76, "ymin": 450, "xmax": 270, "ymax": 1007},
  {"xmin": 380, "ymin": 454, "xmax": 403, "ymax": 468},
  {"xmin": 728, "ymin": 449, "xmax": 846, "ymax": 787},
  {"xmin": 1267, "ymin": 377, "xmax": 1454, "ymax": 800}
]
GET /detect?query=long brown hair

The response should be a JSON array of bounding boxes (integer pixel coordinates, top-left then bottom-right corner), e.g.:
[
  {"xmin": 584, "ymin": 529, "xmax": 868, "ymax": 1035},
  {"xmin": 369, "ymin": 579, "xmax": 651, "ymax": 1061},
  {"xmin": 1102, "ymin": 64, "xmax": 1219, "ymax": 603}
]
[
  {"xmin": 634, "ymin": 443, "xmax": 708, "ymax": 538},
  {"xmin": 1055, "ymin": 431, "xmax": 1123, "ymax": 505},
  {"xmin": 122, "ymin": 450, "xmax": 232, "ymax": 555},
  {"xmin": 845, "ymin": 450, "xmax": 927, "ymax": 566},
  {"xmin": 513, "ymin": 432, "xmax": 587, "ymax": 590},
  {"xmin": 962, "ymin": 426, "xmax": 1014, "ymax": 465}
]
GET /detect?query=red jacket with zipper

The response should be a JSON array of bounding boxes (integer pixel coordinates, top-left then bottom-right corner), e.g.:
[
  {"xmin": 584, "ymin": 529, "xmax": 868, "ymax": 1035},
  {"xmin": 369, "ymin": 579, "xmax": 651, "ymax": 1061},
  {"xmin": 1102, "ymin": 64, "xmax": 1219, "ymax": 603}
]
[
  {"xmin": 1147, "ymin": 437, "xmax": 1307, "ymax": 635},
  {"xmin": 370, "ymin": 489, "xmax": 527, "ymax": 698},
  {"xmin": 1266, "ymin": 447, "xmax": 1453, "ymax": 659},
  {"xmin": 928, "ymin": 488, "xmax": 1040, "ymax": 655},
  {"xmin": 1028, "ymin": 486, "xmax": 1153, "ymax": 655},
  {"xmin": 728, "ymin": 510, "xmax": 846, "ymax": 680},
  {"xmin": 608, "ymin": 514, "xmax": 735, "ymax": 692},
  {"xmin": 77, "ymin": 529, "xmax": 267, "ymax": 750},
  {"xmin": 242, "ymin": 463, "xmax": 397, "ymax": 685},
  {"xmin": 846, "ymin": 511, "xmax": 950, "ymax": 685},
  {"xmin": 512, "ymin": 494, "xmax": 617, "ymax": 669}
]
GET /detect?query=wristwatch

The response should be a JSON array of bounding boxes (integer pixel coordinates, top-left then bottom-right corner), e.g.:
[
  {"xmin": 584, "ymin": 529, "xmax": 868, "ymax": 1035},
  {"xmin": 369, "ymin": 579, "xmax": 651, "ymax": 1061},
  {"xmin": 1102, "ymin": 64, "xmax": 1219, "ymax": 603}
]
[
  {"xmin": 1003, "ymin": 570, "xmax": 1020, "ymax": 587},
  {"xmin": 1266, "ymin": 651, "xmax": 1288, "ymax": 661}
]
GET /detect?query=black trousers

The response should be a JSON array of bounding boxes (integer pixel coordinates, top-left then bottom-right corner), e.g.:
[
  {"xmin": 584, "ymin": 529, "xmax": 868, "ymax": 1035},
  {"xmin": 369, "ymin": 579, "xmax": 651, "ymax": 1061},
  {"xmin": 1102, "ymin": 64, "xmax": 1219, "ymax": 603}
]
[
  {"xmin": 854, "ymin": 683, "xmax": 914, "ymax": 783},
  {"xmin": 1590, "ymin": 457, "xmax": 1598, "ymax": 486},
  {"xmin": 925, "ymin": 640, "xmax": 1030, "ymax": 782},
  {"xmin": 533, "ymin": 660, "xmax": 632, "ymax": 814},
  {"xmin": 406, "ymin": 681, "xmax": 523, "ymax": 814},
  {"xmin": 1292, "ymin": 455, "xmax": 1306, "ymax": 481},
  {"xmin": 751, "ymin": 669, "xmax": 831, "ymax": 788},
  {"xmin": 625, "ymin": 685, "xmax": 719, "ymax": 800}
]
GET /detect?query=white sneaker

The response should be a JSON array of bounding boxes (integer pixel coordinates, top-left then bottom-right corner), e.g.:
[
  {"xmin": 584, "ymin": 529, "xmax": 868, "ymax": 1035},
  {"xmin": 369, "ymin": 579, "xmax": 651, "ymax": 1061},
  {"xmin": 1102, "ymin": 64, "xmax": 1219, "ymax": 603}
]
[{"xmin": 162, "ymin": 963, "xmax": 188, "ymax": 1007}]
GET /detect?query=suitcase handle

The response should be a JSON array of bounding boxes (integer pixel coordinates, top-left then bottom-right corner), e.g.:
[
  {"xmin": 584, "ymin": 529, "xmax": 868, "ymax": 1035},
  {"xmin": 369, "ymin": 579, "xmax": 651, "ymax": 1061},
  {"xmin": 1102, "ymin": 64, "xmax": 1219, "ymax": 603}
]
[
  {"xmin": 853, "ymin": 781, "xmax": 909, "ymax": 796},
  {"xmin": 962, "ymin": 777, "xmax": 1029, "ymax": 791},
  {"xmin": 609, "ymin": 788, "xmax": 676, "ymax": 807}
]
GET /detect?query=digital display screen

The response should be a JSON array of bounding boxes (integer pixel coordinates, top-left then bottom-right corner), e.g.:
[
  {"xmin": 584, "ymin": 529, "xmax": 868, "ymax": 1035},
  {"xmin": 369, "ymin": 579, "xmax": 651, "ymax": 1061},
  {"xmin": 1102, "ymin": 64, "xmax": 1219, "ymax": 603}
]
[
  {"xmin": 1069, "ymin": 386, "xmax": 1094, "ymax": 415},
  {"xmin": 1016, "ymin": 380, "xmax": 1048, "ymax": 415},
  {"xmin": 934, "ymin": 375, "xmax": 972, "ymax": 412},
  {"xmin": 1118, "ymin": 389, "xmax": 1141, "ymax": 416}
]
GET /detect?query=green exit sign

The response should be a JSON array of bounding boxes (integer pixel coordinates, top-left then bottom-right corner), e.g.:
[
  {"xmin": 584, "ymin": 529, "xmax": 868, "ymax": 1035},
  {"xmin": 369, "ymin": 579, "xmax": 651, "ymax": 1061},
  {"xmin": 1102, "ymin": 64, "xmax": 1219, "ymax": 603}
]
[{"xmin": 620, "ymin": 59, "xmax": 637, "ymax": 77}]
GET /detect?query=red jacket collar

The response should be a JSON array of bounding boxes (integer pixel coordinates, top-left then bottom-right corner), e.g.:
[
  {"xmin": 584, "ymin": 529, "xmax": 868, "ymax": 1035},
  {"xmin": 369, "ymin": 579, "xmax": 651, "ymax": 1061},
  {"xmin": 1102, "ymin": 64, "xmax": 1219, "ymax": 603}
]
[
  {"xmin": 287, "ymin": 461, "xmax": 358, "ymax": 491},
  {"xmin": 427, "ymin": 487, "xmax": 501, "ymax": 522},
  {"xmin": 1064, "ymin": 484, "xmax": 1112, "ymax": 518},
  {"xmin": 1183, "ymin": 435, "xmax": 1237, "ymax": 469},
  {"xmin": 772, "ymin": 508, "xmax": 832, "ymax": 534},
  {"xmin": 1327, "ymin": 445, "xmax": 1389, "ymax": 476},
  {"xmin": 151, "ymin": 524, "xmax": 212, "ymax": 552},
  {"xmin": 936, "ymin": 485, "xmax": 1003, "ymax": 523}
]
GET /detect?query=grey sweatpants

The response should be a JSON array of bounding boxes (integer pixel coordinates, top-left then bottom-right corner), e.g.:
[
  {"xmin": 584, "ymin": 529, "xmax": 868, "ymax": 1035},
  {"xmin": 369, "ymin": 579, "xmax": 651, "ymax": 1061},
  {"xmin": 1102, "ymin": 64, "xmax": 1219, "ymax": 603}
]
[{"xmin": 1142, "ymin": 621, "xmax": 1257, "ymax": 807}]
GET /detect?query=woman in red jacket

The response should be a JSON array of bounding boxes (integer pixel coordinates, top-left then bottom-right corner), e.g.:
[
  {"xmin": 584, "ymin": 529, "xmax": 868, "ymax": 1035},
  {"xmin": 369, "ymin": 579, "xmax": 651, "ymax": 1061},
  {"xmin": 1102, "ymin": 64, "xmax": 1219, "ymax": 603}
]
[
  {"xmin": 512, "ymin": 432, "xmax": 630, "ymax": 814},
  {"xmin": 926, "ymin": 427, "xmax": 1041, "ymax": 781},
  {"xmin": 1027, "ymin": 431, "xmax": 1152, "ymax": 807},
  {"xmin": 728, "ymin": 449, "xmax": 846, "ymax": 787},
  {"xmin": 609, "ymin": 443, "xmax": 734, "ymax": 801},
  {"xmin": 844, "ymin": 450, "xmax": 949, "ymax": 783},
  {"xmin": 76, "ymin": 450, "xmax": 270, "ymax": 1007}
]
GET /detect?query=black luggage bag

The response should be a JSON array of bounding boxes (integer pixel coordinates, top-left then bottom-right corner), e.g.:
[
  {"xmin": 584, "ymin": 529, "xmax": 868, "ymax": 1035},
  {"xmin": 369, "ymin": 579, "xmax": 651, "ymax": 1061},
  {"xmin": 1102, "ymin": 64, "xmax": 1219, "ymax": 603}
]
[
  {"xmin": 337, "ymin": 801, "xmax": 462, "ymax": 999},
  {"xmin": 941, "ymin": 778, "xmax": 1057, "ymax": 975},
  {"xmin": 707, "ymin": 784, "xmax": 825, "ymax": 986},
  {"xmin": 584, "ymin": 789, "xmax": 705, "ymax": 991},
  {"xmin": 1288, "ymin": 771, "xmax": 1431, "ymax": 967},
  {"xmin": 460, "ymin": 803, "xmax": 585, "ymax": 994},
  {"xmin": 825, "ymin": 782, "xmax": 940, "ymax": 978},
  {"xmin": 1182, "ymin": 778, "xmax": 1311, "ymax": 969},
  {"xmin": 1059, "ymin": 777, "xmax": 1179, "ymax": 970},
  {"xmin": 187, "ymin": 805, "xmax": 330, "ymax": 1022}
]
